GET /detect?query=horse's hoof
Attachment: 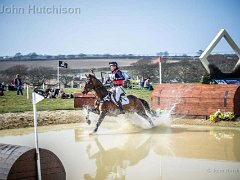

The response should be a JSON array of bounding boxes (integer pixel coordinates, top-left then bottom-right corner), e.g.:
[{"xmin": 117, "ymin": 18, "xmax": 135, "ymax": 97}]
[
  {"xmin": 119, "ymin": 111, "xmax": 125, "ymax": 114},
  {"xmin": 87, "ymin": 120, "xmax": 91, "ymax": 125},
  {"xmin": 150, "ymin": 122, "xmax": 155, "ymax": 128},
  {"xmin": 89, "ymin": 129, "xmax": 97, "ymax": 135},
  {"xmin": 89, "ymin": 131, "xmax": 96, "ymax": 135}
]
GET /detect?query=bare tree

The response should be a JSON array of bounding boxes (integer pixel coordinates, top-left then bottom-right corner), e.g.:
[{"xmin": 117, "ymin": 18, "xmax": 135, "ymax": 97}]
[
  {"xmin": 2, "ymin": 65, "xmax": 28, "ymax": 82},
  {"xmin": 129, "ymin": 59, "xmax": 158, "ymax": 80},
  {"xmin": 196, "ymin": 50, "xmax": 204, "ymax": 56},
  {"xmin": 163, "ymin": 51, "xmax": 169, "ymax": 57},
  {"xmin": 28, "ymin": 67, "xmax": 54, "ymax": 85}
]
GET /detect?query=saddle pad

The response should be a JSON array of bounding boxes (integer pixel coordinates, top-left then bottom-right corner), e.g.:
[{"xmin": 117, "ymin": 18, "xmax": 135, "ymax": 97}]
[
  {"xmin": 110, "ymin": 93, "xmax": 129, "ymax": 105},
  {"xmin": 121, "ymin": 96, "xmax": 129, "ymax": 105}
]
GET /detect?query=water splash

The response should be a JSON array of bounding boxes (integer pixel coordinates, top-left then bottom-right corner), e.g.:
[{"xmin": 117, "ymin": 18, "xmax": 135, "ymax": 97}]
[
  {"xmin": 82, "ymin": 107, "xmax": 174, "ymax": 132},
  {"xmin": 82, "ymin": 85, "xmax": 192, "ymax": 132}
]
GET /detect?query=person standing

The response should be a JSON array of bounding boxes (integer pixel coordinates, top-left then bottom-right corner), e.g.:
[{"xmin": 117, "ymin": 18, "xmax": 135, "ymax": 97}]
[
  {"xmin": 14, "ymin": 74, "xmax": 23, "ymax": 95},
  {"xmin": 0, "ymin": 82, "xmax": 5, "ymax": 96}
]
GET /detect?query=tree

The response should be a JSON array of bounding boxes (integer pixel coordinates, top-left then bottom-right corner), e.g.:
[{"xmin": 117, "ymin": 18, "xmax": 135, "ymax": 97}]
[
  {"xmin": 28, "ymin": 67, "xmax": 54, "ymax": 85},
  {"xmin": 60, "ymin": 68, "xmax": 74, "ymax": 86},
  {"xmin": 201, "ymin": 74, "xmax": 213, "ymax": 84},
  {"xmin": 2, "ymin": 65, "xmax": 29, "ymax": 82},
  {"xmin": 196, "ymin": 50, "xmax": 204, "ymax": 56},
  {"xmin": 13, "ymin": 52, "xmax": 23, "ymax": 60},
  {"xmin": 208, "ymin": 54, "xmax": 237, "ymax": 72},
  {"xmin": 163, "ymin": 51, "xmax": 169, "ymax": 57},
  {"xmin": 157, "ymin": 51, "xmax": 169, "ymax": 57},
  {"xmin": 156, "ymin": 52, "xmax": 164, "ymax": 57},
  {"xmin": 128, "ymin": 59, "xmax": 158, "ymax": 81},
  {"xmin": 0, "ymin": 74, "xmax": 12, "ymax": 84},
  {"xmin": 28, "ymin": 52, "xmax": 38, "ymax": 58}
]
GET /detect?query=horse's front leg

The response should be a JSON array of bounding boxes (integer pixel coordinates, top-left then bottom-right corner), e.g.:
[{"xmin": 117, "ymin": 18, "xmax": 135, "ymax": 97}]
[
  {"xmin": 86, "ymin": 107, "xmax": 100, "ymax": 115},
  {"xmin": 84, "ymin": 108, "xmax": 91, "ymax": 125},
  {"xmin": 84, "ymin": 106, "xmax": 100, "ymax": 125},
  {"xmin": 91, "ymin": 111, "xmax": 107, "ymax": 134}
]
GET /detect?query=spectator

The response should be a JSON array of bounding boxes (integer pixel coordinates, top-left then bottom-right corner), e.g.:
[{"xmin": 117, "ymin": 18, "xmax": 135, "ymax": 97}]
[
  {"xmin": 44, "ymin": 88, "xmax": 51, "ymax": 98},
  {"xmin": 144, "ymin": 77, "xmax": 154, "ymax": 91},
  {"xmin": 34, "ymin": 87, "xmax": 45, "ymax": 96},
  {"xmin": 140, "ymin": 78, "xmax": 145, "ymax": 89},
  {"xmin": 0, "ymin": 82, "xmax": 5, "ymax": 96},
  {"xmin": 53, "ymin": 88, "xmax": 60, "ymax": 98},
  {"xmin": 14, "ymin": 74, "xmax": 23, "ymax": 95},
  {"xmin": 59, "ymin": 89, "xmax": 73, "ymax": 99}
]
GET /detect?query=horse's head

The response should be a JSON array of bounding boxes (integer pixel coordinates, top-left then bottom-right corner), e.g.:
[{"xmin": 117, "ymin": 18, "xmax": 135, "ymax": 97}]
[{"xmin": 82, "ymin": 74, "xmax": 101, "ymax": 94}]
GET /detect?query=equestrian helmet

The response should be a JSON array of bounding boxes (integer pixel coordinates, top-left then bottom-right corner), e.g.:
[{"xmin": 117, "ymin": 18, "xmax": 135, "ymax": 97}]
[{"xmin": 109, "ymin": 62, "xmax": 118, "ymax": 67}]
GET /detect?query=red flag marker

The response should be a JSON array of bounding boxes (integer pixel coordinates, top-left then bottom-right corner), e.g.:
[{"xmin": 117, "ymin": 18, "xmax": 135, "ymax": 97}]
[{"xmin": 155, "ymin": 57, "xmax": 163, "ymax": 63}]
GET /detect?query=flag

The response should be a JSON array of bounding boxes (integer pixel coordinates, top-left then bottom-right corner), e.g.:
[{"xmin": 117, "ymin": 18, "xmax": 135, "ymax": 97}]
[
  {"xmin": 32, "ymin": 92, "xmax": 43, "ymax": 179},
  {"xmin": 32, "ymin": 92, "xmax": 44, "ymax": 104},
  {"xmin": 59, "ymin": 61, "xmax": 68, "ymax": 68},
  {"xmin": 155, "ymin": 57, "xmax": 163, "ymax": 63}
]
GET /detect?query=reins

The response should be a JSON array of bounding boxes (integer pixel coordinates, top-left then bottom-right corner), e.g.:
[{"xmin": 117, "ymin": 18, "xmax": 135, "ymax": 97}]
[{"xmin": 88, "ymin": 76, "xmax": 108, "ymax": 100}]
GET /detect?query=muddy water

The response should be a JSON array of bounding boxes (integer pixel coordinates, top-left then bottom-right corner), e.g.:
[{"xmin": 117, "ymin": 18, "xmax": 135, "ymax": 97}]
[{"xmin": 0, "ymin": 121, "xmax": 240, "ymax": 180}]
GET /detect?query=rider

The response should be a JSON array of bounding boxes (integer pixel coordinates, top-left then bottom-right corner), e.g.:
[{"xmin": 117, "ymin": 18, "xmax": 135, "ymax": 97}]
[{"xmin": 107, "ymin": 62, "xmax": 125, "ymax": 114}]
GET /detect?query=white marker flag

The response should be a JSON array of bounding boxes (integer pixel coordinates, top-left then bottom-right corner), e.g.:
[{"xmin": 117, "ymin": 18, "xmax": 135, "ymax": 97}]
[
  {"xmin": 32, "ymin": 92, "xmax": 44, "ymax": 104},
  {"xmin": 32, "ymin": 91, "xmax": 44, "ymax": 180}
]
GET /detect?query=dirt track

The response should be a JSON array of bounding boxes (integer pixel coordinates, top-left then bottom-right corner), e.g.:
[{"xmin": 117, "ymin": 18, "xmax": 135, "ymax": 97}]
[
  {"xmin": 0, "ymin": 110, "xmax": 240, "ymax": 130},
  {"xmin": 0, "ymin": 110, "xmax": 84, "ymax": 130}
]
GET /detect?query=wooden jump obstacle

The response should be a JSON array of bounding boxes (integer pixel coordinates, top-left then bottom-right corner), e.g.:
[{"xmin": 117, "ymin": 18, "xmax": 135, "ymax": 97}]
[
  {"xmin": 74, "ymin": 93, "xmax": 96, "ymax": 108},
  {"xmin": 0, "ymin": 143, "xmax": 65, "ymax": 180},
  {"xmin": 151, "ymin": 84, "xmax": 240, "ymax": 116}
]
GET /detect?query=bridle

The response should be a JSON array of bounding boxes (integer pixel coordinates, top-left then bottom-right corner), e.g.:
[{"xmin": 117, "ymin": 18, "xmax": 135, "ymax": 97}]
[{"xmin": 83, "ymin": 76, "xmax": 105, "ymax": 94}]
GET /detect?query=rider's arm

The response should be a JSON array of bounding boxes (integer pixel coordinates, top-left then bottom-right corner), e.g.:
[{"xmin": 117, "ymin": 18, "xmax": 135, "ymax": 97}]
[
  {"xmin": 105, "ymin": 74, "xmax": 112, "ymax": 84},
  {"xmin": 114, "ymin": 70, "xmax": 125, "ymax": 81}
]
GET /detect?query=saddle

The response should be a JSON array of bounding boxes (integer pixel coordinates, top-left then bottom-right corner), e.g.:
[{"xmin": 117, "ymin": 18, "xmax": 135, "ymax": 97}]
[{"xmin": 101, "ymin": 91, "xmax": 129, "ymax": 106}]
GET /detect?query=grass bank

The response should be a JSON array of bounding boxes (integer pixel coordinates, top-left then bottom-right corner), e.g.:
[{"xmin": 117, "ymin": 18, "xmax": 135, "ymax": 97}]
[{"xmin": 0, "ymin": 88, "xmax": 152, "ymax": 113}]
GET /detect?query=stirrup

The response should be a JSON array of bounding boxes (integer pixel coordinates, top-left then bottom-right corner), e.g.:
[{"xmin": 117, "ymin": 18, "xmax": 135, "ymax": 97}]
[
  {"xmin": 119, "ymin": 110, "xmax": 125, "ymax": 114},
  {"xmin": 117, "ymin": 102, "xmax": 125, "ymax": 114}
]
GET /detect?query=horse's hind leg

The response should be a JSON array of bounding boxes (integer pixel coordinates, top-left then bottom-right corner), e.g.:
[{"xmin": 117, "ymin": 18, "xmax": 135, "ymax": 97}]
[
  {"xmin": 137, "ymin": 111, "xmax": 154, "ymax": 127},
  {"xmin": 91, "ymin": 111, "xmax": 107, "ymax": 134}
]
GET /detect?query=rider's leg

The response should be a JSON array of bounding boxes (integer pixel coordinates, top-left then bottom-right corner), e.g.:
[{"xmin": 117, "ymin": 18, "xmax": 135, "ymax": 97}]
[
  {"xmin": 115, "ymin": 86, "xmax": 125, "ymax": 114},
  {"xmin": 115, "ymin": 86, "xmax": 121, "ymax": 101}
]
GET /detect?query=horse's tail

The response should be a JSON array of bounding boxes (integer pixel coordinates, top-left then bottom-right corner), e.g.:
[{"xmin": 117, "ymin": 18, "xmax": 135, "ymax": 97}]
[{"xmin": 139, "ymin": 98, "xmax": 156, "ymax": 117}]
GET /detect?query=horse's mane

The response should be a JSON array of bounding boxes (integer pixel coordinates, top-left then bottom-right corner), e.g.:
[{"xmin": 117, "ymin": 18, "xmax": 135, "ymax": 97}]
[{"xmin": 88, "ymin": 74, "xmax": 105, "ymax": 87}]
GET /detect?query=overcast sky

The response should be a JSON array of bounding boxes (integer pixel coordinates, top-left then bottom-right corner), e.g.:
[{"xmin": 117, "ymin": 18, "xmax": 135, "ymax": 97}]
[{"xmin": 0, "ymin": 0, "xmax": 239, "ymax": 56}]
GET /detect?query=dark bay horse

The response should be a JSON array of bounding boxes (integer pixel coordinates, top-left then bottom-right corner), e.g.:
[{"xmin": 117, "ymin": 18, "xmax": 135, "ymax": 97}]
[{"xmin": 82, "ymin": 74, "xmax": 154, "ymax": 134}]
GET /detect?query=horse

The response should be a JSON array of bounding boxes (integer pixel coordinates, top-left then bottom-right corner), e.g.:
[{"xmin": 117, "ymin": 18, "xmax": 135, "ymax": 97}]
[{"xmin": 82, "ymin": 74, "xmax": 154, "ymax": 134}]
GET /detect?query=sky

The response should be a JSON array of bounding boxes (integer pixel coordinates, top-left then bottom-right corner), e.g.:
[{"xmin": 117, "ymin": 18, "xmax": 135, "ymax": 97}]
[{"xmin": 0, "ymin": 0, "xmax": 239, "ymax": 56}]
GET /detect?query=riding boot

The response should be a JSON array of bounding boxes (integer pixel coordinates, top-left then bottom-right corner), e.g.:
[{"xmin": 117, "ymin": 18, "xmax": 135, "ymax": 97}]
[{"xmin": 117, "ymin": 101, "xmax": 125, "ymax": 114}]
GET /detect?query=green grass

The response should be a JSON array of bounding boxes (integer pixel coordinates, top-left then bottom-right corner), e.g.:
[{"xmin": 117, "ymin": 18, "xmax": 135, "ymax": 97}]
[
  {"xmin": 125, "ymin": 88, "xmax": 152, "ymax": 103},
  {"xmin": 0, "ymin": 88, "xmax": 152, "ymax": 113}
]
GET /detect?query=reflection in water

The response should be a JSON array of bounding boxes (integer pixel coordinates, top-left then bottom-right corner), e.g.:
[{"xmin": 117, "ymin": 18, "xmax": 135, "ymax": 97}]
[
  {"xmin": 209, "ymin": 129, "xmax": 235, "ymax": 140},
  {"xmin": 84, "ymin": 135, "xmax": 151, "ymax": 179},
  {"xmin": 0, "ymin": 123, "xmax": 240, "ymax": 180}
]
